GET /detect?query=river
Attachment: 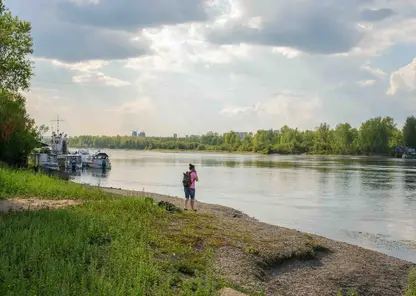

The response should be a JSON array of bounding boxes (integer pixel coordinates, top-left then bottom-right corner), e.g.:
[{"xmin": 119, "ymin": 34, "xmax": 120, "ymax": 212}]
[{"xmin": 70, "ymin": 150, "xmax": 416, "ymax": 263}]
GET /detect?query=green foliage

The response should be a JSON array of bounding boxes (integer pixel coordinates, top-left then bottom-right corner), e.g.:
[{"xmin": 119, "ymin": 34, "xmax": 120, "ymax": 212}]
[
  {"xmin": 0, "ymin": 168, "xmax": 113, "ymax": 200},
  {"xmin": 0, "ymin": 0, "xmax": 33, "ymax": 92},
  {"xmin": 407, "ymin": 268, "xmax": 416, "ymax": 296},
  {"xmin": 358, "ymin": 117, "xmax": 397, "ymax": 154},
  {"xmin": 333, "ymin": 123, "xmax": 358, "ymax": 155},
  {"xmin": 69, "ymin": 116, "xmax": 410, "ymax": 156},
  {"xmin": 0, "ymin": 1, "xmax": 38, "ymax": 167},
  {"xmin": 0, "ymin": 91, "xmax": 38, "ymax": 166},
  {"xmin": 403, "ymin": 116, "xmax": 416, "ymax": 149}
]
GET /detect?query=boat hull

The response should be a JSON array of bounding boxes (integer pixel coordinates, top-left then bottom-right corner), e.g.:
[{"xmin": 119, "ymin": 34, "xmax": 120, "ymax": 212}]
[{"xmin": 87, "ymin": 160, "xmax": 111, "ymax": 169}]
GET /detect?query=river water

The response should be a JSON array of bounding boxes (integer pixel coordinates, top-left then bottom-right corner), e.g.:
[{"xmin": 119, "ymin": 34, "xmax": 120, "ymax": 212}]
[{"xmin": 70, "ymin": 150, "xmax": 416, "ymax": 263}]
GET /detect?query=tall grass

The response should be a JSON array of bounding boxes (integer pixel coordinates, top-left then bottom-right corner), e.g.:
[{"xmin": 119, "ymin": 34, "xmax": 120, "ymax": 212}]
[
  {"xmin": 0, "ymin": 199, "xmax": 218, "ymax": 295},
  {"xmin": 408, "ymin": 268, "xmax": 416, "ymax": 296},
  {"xmin": 0, "ymin": 168, "xmax": 111, "ymax": 200},
  {"xmin": 0, "ymin": 169, "xmax": 219, "ymax": 295}
]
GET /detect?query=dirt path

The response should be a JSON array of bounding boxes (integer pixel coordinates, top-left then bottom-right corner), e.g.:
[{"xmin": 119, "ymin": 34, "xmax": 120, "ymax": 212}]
[
  {"xmin": 102, "ymin": 187, "xmax": 415, "ymax": 296},
  {"xmin": 0, "ymin": 199, "xmax": 82, "ymax": 213}
]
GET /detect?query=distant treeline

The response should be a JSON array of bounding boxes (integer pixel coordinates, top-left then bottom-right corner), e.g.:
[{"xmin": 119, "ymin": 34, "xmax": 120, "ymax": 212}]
[{"xmin": 69, "ymin": 116, "xmax": 416, "ymax": 155}]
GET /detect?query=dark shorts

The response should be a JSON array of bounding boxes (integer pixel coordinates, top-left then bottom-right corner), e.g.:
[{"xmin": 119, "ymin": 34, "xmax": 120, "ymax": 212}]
[{"xmin": 184, "ymin": 187, "xmax": 195, "ymax": 200}]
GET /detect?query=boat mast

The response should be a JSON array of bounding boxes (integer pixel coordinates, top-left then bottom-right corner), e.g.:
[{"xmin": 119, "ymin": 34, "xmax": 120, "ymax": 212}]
[{"xmin": 50, "ymin": 116, "xmax": 65, "ymax": 134}]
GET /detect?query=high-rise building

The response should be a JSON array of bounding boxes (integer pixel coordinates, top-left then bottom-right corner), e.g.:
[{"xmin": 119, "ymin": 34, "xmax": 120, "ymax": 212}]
[
  {"xmin": 132, "ymin": 130, "xmax": 138, "ymax": 137},
  {"xmin": 235, "ymin": 132, "xmax": 247, "ymax": 139}
]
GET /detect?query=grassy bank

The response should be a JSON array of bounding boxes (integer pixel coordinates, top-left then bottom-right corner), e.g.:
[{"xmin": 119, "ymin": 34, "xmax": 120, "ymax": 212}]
[
  {"xmin": 0, "ymin": 169, "xmax": 111, "ymax": 200},
  {"xmin": 0, "ymin": 199, "xmax": 220, "ymax": 295},
  {"xmin": 0, "ymin": 168, "xmax": 415, "ymax": 295},
  {"xmin": 0, "ymin": 169, "xmax": 221, "ymax": 295}
]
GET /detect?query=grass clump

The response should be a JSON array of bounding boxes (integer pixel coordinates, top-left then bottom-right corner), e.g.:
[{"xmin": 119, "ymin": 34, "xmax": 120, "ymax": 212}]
[
  {"xmin": 244, "ymin": 247, "xmax": 260, "ymax": 255},
  {"xmin": 337, "ymin": 288, "xmax": 359, "ymax": 296},
  {"xmin": 0, "ymin": 168, "xmax": 113, "ymax": 200},
  {"xmin": 408, "ymin": 268, "xmax": 416, "ymax": 296}
]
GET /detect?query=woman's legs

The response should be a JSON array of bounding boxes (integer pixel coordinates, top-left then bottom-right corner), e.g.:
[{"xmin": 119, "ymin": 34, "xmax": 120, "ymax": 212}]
[
  {"xmin": 184, "ymin": 188, "xmax": 196, "ymax": 211},
  {"xmin": 189, "ymin": 188, "xmax": 196, "ymax": 211},
  {"xmin": 184, "ymin": 187, "xmax": 190, "ymax": 210}
]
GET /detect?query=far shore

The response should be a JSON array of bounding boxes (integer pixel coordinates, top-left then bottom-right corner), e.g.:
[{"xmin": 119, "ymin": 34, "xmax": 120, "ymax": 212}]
[{"xmin": 70, "ymin": 147, "xmax": 397, "ymax": 158}]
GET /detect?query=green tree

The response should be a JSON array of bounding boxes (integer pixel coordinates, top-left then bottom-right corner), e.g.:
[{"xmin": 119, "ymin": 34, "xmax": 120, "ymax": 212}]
[
  {"xmin": 252, "ymin": 130, "xmax": 270, "ymax": 153},
  {"xmin": 0, "ymin": 1, "xmax": 33, "ymax": 92},
  {"xmin": 239, "ymin": 133, "xmax": 253, "ymax": 151},
  {"xmin": 0, "ymin": 91, "xmax": 38, "ymax": 166},
  {"xmin": 403, "ymin": 116, "xmax": 416, "ymax": 148},
  {"xmin": 333, "ymin": 123, "xmax": 358, "ymax": 154},
  {"xmin": 358, "ymin": 117, "xmax": 397, "ymax": 154},
  {"xmin": 0, "ymin": 1, "xmax": 37, "ymax": 166},
  {"xmin": 313, "ymin": 123, "xmax": 333, "ymax": 154},
  {"xmin": 390, "ymin": 129, "xmax": 403, "ymax": 149}
]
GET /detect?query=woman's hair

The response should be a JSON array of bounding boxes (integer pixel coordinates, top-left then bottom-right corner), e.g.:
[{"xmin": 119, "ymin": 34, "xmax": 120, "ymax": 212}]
[{"xmin": 189, "ymin": 163, "xmax": 195, "ymax": 170}]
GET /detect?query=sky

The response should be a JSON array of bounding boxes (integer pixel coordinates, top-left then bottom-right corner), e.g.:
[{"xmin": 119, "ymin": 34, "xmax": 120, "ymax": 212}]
[{"xmin": 6, "ymin": 0, "xmax": 416, "ymax": 137}]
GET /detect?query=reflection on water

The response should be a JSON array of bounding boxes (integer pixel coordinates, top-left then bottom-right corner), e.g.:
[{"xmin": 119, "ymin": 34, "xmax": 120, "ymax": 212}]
[
  {"xmin": 404, "ymin": 169, "xmax": 416, "ymax": 192},
  {"xmin": 71, "ymin": 150, "xmax": 416, "ymax": 262},
  {"xmin": 72, "ymin": 168, "xmax": 111, "ymax": 186}
]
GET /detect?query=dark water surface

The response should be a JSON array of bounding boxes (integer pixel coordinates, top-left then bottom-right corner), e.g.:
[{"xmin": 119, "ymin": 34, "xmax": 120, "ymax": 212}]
[{"xmin": 70, "ymin": 150, "xmax": 416, "ymax": 263}]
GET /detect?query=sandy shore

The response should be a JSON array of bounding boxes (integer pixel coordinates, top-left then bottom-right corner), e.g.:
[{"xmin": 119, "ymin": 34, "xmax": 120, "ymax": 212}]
[
  {"xmin": 101, "ymin": 186, "xmax": 415, "ymax": 296},
  {"xmin": 0, "ymin": 199, "xmax": 82, "ymax": 213}
]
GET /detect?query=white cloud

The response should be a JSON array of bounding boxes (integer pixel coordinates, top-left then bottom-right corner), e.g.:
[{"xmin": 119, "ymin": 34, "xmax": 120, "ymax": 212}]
[
  {"xmin": 357, "ymin": 79, "xmax": 377, "ymax": 87},
  {"xmin": 387, "ymin": 58, "xmax": 416, "ymax": 95},
  {"xmin": 68, "ymin": 0, "xmax": 100, "ymax": 6},
  {"xmin": 72, "ymin": 72, "xmax": 131, "ymax": 87},
  {"xmin": 246, "ymin": 17, "xmax": 263, "ymax": 29},
  {"xmin": 272, "ymin": 47, "xmax": 302, "ymax": 59},
  {"xmin": 350, "ymin": 19, "xmax": 416, "ymax": 57},
  {"xmin": 35, "ymin": 58, "xmax": 131, "ymax": 87},
  {"xmin": 361, "ymin": 64, "xmax": 387, "ymax": 79},
  {"xmin": 221, "ymin": 102, "xmax": 263, "ymax": 116},
  {"xmin": 221, "ymin": 92, "xmax": 322, "ymax": 128},
  {"xmin": 50, "ymin": 59, "xmax": 109, "ymax": 72},
  {"xmin": 104, "ymin": 97, "xmax": 155, "ymax": 114},
  {"xmin": 126, "ymin": 24, "xmax": 251, "ymax": 73}
]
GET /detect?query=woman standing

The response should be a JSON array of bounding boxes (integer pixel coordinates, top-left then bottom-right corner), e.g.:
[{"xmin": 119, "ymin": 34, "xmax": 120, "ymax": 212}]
[{"xmin": 183, "ymin": 163, "xmax": 199, "ymax": 211}]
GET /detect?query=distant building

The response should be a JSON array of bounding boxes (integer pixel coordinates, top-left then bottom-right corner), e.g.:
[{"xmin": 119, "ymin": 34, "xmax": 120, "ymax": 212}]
[
  {"xmin": 138, "ymin": 131, "xmax": 146, "ymax": 138},
  {"xmin": 132, "ymin": 130, "xmax": 138, "ymax": 137},
  {"xmin": 235, "ymin": 132, "xmax": 251, "ymax": 139},
  {"xmin": 174, "ymin": 134, "xmax": 178, "ymax": 139}
]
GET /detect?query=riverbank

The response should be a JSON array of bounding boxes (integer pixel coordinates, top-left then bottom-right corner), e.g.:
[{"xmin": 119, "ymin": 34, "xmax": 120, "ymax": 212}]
[
  {"xmin": 102, "ymin": 187, "xmax": 416, "ymax": 295},
  {"xmin": 0, "ymin": 168, "xmax": 415, "ymax": 295}
]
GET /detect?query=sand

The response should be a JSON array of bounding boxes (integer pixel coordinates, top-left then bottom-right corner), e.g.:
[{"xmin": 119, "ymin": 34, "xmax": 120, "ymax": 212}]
[{"xmin": 0, "ymin": 199, "xmax": 82, "ymax": 213}]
